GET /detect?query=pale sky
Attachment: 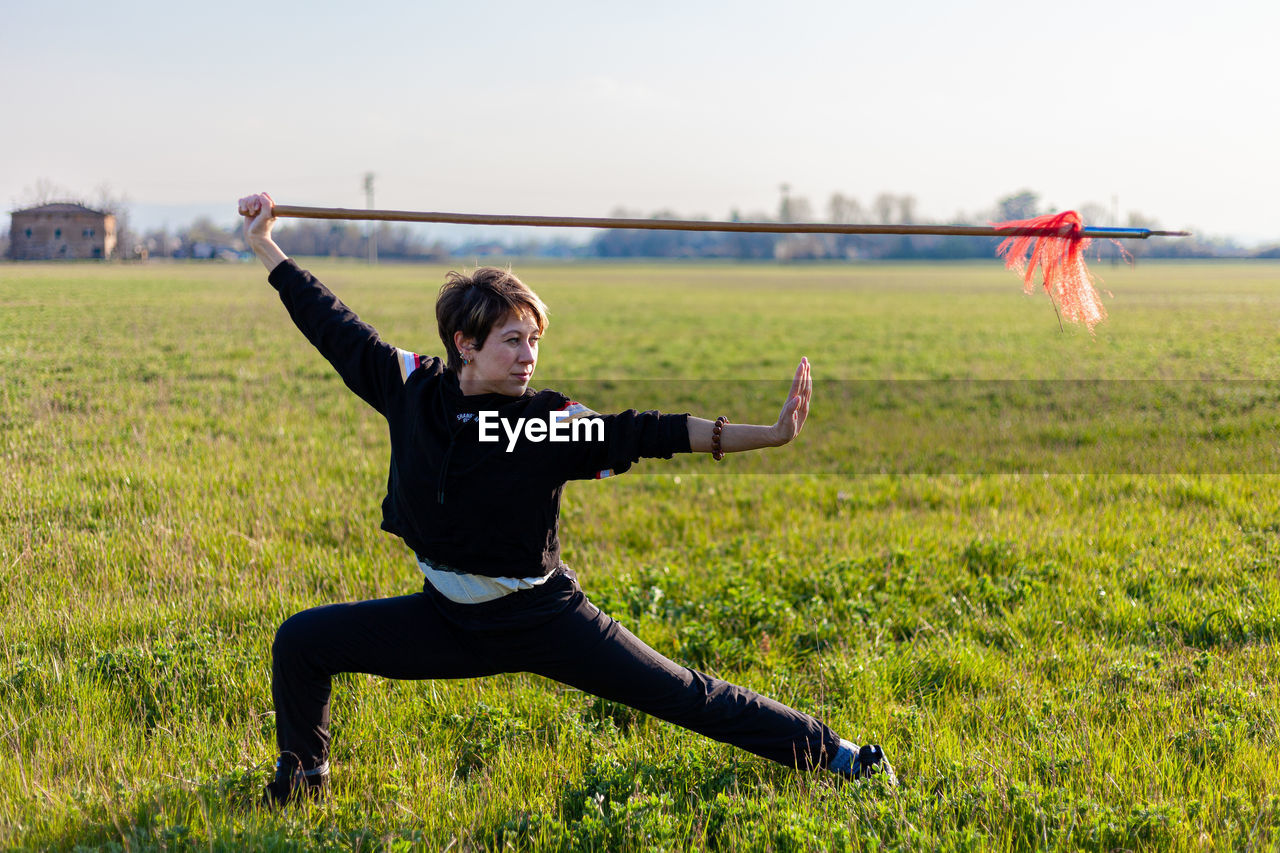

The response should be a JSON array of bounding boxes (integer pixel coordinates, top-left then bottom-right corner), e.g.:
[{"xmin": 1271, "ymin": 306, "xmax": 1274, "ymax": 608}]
[{"xmin": 3, "ymin": 0, "xmax": 1276, "ymax": 244}]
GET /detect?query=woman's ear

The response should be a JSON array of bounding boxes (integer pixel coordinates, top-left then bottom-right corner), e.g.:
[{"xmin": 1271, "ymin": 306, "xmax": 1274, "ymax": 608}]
[{"xmin": 453, "ymin": 330, "xmax": 474, "ymax": 359}]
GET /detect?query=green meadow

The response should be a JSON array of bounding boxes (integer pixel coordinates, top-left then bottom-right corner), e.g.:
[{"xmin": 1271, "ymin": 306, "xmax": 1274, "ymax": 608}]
[{"xmin": 1, "ymin": 258, "xmax": 1278, "ymax": 851}]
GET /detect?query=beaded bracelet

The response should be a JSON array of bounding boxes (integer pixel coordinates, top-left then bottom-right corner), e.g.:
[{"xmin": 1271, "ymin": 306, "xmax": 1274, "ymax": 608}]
[{"xmin": 712, "ymin": 416, "xmax": 729, "ymax": 461}]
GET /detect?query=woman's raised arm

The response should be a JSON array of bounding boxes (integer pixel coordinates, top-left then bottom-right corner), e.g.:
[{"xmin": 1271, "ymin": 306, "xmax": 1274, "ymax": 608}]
[
  {"xmin": 237, "ymin": 191, "xmax": 412, "ymax": 417},
  {"xmin": 687, "ymin": 357, "xmax": 811, "ymax": 455}
]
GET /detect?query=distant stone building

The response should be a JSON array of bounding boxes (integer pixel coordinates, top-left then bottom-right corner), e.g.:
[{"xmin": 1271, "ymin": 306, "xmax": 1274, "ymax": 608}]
[{"xmin": 8, "ymin": 203, "xmax": 117, "ymax": 260}]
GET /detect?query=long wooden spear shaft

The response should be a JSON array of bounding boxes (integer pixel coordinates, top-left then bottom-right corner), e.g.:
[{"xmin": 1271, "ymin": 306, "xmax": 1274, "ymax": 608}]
[{"xmin": 271, "ymin": 204, "xmax": 1190, "ymax": 240}]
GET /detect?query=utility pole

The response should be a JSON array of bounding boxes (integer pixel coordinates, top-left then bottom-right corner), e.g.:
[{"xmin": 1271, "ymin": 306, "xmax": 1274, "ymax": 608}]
[{"xmin": 364, "ymin": 172, "xmax": 377, "ymax": 264}]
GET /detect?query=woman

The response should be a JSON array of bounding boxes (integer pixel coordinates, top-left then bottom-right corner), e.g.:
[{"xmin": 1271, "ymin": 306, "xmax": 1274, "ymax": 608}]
[{"xmin": 237, "ymin": 192, "xmax": 894, "ymax": 805}]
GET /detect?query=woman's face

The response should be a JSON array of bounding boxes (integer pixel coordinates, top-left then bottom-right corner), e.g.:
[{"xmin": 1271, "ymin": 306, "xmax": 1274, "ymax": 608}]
[{"xmin": 457, "ymin": 311, "xmax": 540, "ymax": 396}]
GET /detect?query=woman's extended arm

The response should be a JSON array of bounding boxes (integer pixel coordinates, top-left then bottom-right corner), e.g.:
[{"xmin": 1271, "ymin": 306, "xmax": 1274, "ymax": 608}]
[
  {"xmin": 237, "ymin": 191, "xmax": 411, "ymax": 416},
  {"xmin": 239, "ymin": 192, "xmax": 288, "ymax": 271},
  {"xmin": 687, "ymin": 357, "xmax": 811, "ymax": 454}
]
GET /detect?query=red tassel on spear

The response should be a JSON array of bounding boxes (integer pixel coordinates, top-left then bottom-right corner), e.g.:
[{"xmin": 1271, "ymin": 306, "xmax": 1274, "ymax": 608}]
[
  {"xmin": 269, "ymin": 204, "xmax": 1188, "ymax": 329},
  {"xmin": 991, "ymin": 210, "xmax": 1109, "ymax": 332}
]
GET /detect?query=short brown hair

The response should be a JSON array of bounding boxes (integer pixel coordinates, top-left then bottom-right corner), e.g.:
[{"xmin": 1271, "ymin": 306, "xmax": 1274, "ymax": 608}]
[{"xmin": 436, "ymin": 267, "xmax": 548, "ymax": 372}]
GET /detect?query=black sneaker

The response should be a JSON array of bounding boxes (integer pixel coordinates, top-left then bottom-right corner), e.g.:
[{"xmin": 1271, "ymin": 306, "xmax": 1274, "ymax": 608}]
[
  {"xmin": 848, "ymin": 744, "xmax": 896, "ymax": 785},
  {"xmin": 262, "ymin": 753, "xmax": 329, "ymax": 807},
  {"xmin": 832, "ymin": 742, "xmax": 897, "ymax": 785}
]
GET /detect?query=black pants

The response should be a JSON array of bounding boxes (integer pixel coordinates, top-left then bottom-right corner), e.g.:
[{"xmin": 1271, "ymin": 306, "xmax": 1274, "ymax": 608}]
[{"xmin": 272, "ymin": 568, "xmax": 841, "ymax": 773}]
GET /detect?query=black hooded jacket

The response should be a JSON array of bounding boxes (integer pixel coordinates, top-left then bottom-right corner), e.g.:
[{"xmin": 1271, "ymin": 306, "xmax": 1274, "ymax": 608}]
[{"xmin": 268, "ymin": 260, "xmax": 691, "ymax": 578}]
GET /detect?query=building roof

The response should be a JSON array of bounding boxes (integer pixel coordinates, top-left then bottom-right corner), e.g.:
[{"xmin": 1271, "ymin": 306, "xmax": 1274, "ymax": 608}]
[{"xmin": 11, "ymin": 202, "xmax": 111, "ymax": 216}]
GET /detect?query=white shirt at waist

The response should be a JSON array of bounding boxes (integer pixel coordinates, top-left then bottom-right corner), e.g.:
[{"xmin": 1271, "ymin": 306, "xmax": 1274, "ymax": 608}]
[{"xmin": 417, "ymin": 557, "xmax": 553, "ymax": 604}]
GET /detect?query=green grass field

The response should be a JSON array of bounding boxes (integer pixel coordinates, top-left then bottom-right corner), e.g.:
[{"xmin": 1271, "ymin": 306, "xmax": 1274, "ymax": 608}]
[{"xmin": 1, "ymin": 258, "xmax": 1278, "ymax": 851}]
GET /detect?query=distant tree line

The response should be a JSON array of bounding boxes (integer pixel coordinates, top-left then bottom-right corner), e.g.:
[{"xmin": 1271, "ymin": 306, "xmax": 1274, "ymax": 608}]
[
  {"xmin": 127, "ymin": 219, "xmax": 449, "ymax": 262},
  {"xmin": 586, "ymin": 190, "xmax": 1258, "ymax": 261},
  {"xmin": 271, "ymin": 221, "xmax": 448, "ymax": 261}
]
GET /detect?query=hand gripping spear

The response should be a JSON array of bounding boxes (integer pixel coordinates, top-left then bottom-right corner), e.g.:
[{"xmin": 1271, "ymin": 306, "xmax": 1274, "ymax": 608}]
[{"xmin": 270, "ymin": 204, "xmax": 1190, "ymax": 331}]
